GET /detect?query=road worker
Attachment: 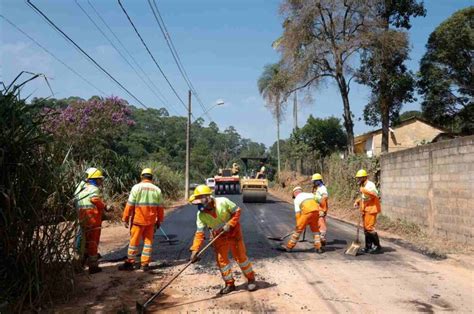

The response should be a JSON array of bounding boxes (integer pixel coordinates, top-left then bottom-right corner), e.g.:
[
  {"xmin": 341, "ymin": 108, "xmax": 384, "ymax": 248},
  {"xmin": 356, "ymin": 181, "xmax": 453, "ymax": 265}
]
[
  {"xmin": 280, "ymin": 186, "xmax": 324, "ymax": 253},
  {"xmin": 311, "ymin": 173, "xmax": 329, "ymax": 246},
  {"xmin": 75, "ymin": 168, "xmax": 106, "ymax": 274},
  {"xmin": 231, "ymin": 162, "xmax": 240, "ymax": 175},
  {"xmin": 256, "ymin": 162, "xmax": 266, "ymax": 179},
  {"xmin": 119, "ymin": 168, "xmax": 164, "ymax": 271},
  {"xmin": 354, "ymin": 169, "xmax": 382, "ymax": 254},
  {"xmin": 188, "ymin": 185, "xmax": 257, "ymax": 294}
]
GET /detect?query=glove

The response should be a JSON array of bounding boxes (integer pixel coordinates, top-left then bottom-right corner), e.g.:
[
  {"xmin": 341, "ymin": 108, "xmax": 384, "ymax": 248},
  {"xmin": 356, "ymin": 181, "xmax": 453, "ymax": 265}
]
[
  {"xmin": 123, "ymin": 221, "xmax": 129, "ymax": 229},
  {"xmin": 155, "ymin": 221, "xmax": 161, "ymax": 229},
  {"xmin": 222, "ymin": 223, "xmax": 231, "ymax": 232},
  {"xmin": 319, "ymin": 211, "xmax": 326, "ymax": 217},
  {"xmin": 190, "ymin": 251, "xmax": 200, "ymax": 263}
]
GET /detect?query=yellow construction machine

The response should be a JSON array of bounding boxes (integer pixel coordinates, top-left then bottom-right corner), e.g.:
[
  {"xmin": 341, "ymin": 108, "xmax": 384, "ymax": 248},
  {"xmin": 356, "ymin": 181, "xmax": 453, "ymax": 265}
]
[{"xmin": 240, "ymin": 157, "xmax": 268, "ymax": 203}]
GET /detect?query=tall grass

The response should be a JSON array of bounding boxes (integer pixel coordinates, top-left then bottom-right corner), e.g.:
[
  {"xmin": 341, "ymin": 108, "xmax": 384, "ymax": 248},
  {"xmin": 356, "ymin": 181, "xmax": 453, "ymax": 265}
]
[{"xmin": 0, "ymin": 76, "xmax": 78, "ymax": 311}]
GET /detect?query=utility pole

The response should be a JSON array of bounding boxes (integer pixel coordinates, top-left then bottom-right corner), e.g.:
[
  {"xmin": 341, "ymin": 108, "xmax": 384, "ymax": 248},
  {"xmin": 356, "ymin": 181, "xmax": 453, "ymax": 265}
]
[{"xmin": 184, "ymin": 90, "xmax": 191, "ymax": 200}]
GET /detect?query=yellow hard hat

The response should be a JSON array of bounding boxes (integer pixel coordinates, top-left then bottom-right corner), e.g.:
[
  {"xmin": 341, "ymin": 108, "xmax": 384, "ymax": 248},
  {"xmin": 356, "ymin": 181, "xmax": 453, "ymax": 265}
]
[
  {"xmin": 188, "ymin": 184, "xmax": 213, "ymax": 203},
  {"xmin": 141, "ymin": 168, "xmax": 153, "ymax": 176},
  {"xmin": 355, "ymin": 169, "xmax": 368, "ymax": 178},
  {"xmin": 312, "ymin": 173, "xmax": 323, "ymax": 181},
  {"xmin": 87, "ymin": 168, "xmax": 104, "ymax": 179}
]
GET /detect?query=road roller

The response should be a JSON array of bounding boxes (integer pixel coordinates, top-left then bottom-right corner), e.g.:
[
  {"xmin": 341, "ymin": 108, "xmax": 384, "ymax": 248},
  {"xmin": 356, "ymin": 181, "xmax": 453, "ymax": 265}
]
[
  {"xmin": 240, "ymin": 157, "xmax": 268, "ymax": 203},
  {"xmin": 214, "ymin": 168, "xmax": 240, "ymax": 195}
]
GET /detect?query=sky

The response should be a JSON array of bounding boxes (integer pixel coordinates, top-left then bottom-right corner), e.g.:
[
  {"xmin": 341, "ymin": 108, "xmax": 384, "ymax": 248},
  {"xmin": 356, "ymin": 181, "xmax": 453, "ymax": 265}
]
[{"xmin": 1, "ymin": 0, "xmax": 472, "ymax": 147}]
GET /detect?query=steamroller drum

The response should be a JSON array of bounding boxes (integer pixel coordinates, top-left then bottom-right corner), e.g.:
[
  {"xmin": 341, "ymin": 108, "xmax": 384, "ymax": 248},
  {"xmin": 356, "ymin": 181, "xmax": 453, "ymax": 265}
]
[{"xmin": 242, "ymin": 189, "xmax": 267, "ymax": 203}]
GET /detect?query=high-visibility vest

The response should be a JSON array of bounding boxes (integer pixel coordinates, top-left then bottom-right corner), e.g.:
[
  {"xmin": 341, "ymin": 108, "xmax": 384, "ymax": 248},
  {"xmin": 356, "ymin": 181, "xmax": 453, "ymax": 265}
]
[
  {"xmin": 294, "ymin": 192, "xmax": 319, "ymax": 214},
  {"xmin": 77, "ymin": 184, "xmax": 101, "ymax": 210},
  {"xmin": 360, "ymin": 180, "xmax": 381, "ymax": 214},
  {"xmin": 314, "ymin": 185, "xmax": 329, "ymax": 212},
  {"xmin": 196, "ymin": 197, "xmax": 239, "ymax": 232},
  {"xmin": 124, "ymin": 180, "xmax": 163, "ymax": 225}
]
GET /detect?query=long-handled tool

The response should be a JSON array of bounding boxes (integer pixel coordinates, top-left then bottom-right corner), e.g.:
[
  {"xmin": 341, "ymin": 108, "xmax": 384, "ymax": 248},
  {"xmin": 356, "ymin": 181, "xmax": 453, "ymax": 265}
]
[
  {"xmin": 267, "ymin": 231, "xmax": 292, "ymax": 241},
  {"xmin": 299, "ymin": 228, "xmax": 307, "ymax": 242},
  {"xmin": 158, "ymin": 226, "xmax": 179, "ymax": 245},
  {"xmin": 136, "ymin": 230, "xmax": 226, "ymax": 313},
  {"xmin": 345, "ymin": 214, "xmax": 362, "ymax": 256}
]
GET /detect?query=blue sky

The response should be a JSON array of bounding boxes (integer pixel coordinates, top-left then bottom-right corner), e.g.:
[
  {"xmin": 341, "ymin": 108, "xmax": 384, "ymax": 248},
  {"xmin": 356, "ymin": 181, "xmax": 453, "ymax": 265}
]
[{"xmin": 1, "ymin": 0, "xmax": 471, "ymax": 146}]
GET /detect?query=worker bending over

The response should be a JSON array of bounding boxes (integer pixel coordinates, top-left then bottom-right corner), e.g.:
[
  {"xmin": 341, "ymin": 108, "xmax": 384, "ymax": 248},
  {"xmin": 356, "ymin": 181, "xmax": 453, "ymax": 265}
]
[
  {"xmin": 280, "ymin": 187, "xmax": 324, "ymax": 253},
  {"xmin": 311, "ymin": 173, "xmax": 329, "ymax": 246},
  {"xmin": 189, "ymin": 185, "xmax": 257, "ymax": 294},
  {"xmin": 120, "ymin": 168, "xmax": 164, "ymax": 271},
  {"xmin": 75, "ymin": 168, "xmax": 106, "ymax": 274},
  {"xmin": 354, "ymin": 169, "xmax": 382, "ymax": 254}
]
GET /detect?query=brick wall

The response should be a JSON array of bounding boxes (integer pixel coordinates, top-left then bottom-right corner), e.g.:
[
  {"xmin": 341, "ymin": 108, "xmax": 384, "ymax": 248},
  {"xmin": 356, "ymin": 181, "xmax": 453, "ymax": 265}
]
[{"xmin": 381, "ymin": 135, "xmax": 474, "ymax": 245}]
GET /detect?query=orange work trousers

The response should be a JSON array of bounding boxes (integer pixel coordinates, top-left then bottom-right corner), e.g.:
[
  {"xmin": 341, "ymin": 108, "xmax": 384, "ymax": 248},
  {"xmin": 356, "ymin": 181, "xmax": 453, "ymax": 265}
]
[
  {"xmin": 286, "ymin": 211, "xmax": 321, "ymax": 249},
  {"xmin": 213, "ymin": 227, "xmax": 255, "ymax": 285},
  {"xmin": 318, "ymin": 216, "xmax": 327, "ymax": 242},
  {"xmin": 127, "ymin": 224, "xmax": 155, "ymax": 266},
  {"xmin": 363, "ymin": 213, "xmax": 378, "ymax": 232},
  {"xmin": 80, "ymin": 209, "xmax": 102, "ymax": 268}
]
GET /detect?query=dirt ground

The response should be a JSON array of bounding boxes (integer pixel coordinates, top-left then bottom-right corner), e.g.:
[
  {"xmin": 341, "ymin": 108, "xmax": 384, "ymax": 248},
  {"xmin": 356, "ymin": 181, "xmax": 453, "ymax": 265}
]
[{"xmin": 55, "ymin": 195, "xmax": 474, "ymax": 313}]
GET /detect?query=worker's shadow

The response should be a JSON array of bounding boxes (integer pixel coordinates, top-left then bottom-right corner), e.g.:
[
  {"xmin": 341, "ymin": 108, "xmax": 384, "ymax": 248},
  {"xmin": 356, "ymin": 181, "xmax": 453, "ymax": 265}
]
[{"xmin": 148, "ymin": 280, "xmax": 277, "ymax": 311}]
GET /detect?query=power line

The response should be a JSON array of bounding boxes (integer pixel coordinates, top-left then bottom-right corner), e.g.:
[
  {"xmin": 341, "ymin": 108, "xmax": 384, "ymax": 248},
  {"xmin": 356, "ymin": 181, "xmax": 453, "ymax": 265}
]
[
  {"xmin": 117, "ymin": 0, "xmax": 192, "ymax": 116},
  {"xmin": 0, "ymin": 14, "xmax": 106, "ymax": 96},
  {"xmin": 26, "ymin": 0, "xmax": 152, "ymax": 112},
  {"xmin": 147, "ymin": 0, "xmax": 212, "ymax": 120},
  {"xmin": 74, "ymin": 0, "xmax": 180, "ymax": 115}
]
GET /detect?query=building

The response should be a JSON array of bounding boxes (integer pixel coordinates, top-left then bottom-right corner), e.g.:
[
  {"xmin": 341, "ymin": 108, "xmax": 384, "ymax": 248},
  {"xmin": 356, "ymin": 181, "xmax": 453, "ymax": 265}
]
[{"xmin": 354, "ymin": 117, "xmax": 447, "ymax": 157}]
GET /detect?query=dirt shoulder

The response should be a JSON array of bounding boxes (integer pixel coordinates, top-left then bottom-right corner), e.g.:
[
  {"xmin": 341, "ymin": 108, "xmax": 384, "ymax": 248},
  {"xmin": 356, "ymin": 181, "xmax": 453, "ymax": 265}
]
[{"xmin": 269, "ymin": 187, "xmax": 474, "ymax": 265}]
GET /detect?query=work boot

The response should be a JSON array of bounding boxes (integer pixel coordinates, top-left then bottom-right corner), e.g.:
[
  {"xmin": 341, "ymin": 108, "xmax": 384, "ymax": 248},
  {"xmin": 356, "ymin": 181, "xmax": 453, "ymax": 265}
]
[
  {"xmin": 118, "ymin": 261, "xmax": 136, "ymax": 271},
  {"xmin": 315, "ymin": 247, "xmax": 324, "ymax": 254},
  {"xmin": 247, "ymin": 279, "xmax": 258, "ymax": 292},
  {"xmin": 88, "ymin": 266, "xmax": 102, "ymax": 275},
  {"xmin": 369, "ymin": 233, "xmax": 382, "ymax": 254},
  {"xmin": 321, "ymin": 239, "xmax": 327, "ymax": 247},
  {"xmin": 219, "ymin": 284, "xmax": 236, "ymax": 295},
  {"xmin": 361, "ymin": 232, "xmax": 373, "ymax": 253},
  {"xmin": 141, "ymin": 264, "xmax": 151, "ymax": 272}
]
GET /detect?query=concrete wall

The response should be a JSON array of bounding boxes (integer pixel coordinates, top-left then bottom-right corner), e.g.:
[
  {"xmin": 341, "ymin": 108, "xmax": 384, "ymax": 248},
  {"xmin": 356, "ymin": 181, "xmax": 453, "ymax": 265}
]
[{"xmin": 381, "ymin": 135, "xmax": 474, "ymax": 245}]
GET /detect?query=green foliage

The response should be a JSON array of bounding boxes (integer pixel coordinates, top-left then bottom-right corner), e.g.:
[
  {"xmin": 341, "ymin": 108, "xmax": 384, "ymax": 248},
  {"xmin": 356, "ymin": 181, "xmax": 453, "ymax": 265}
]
[
  {"xmin": 0, "ymin": 76, "xmax": 78, "ymax": 311},
  {"xmin": 394, "ymin": 110, "xmax": 422, "ymax": 124},
  {"xmin": 418, "ymin": 7, "xmax": 474, "ymax": 134},
  {"xmin": 139, "ymin": 161, "xmax": 183, "ymax": 201}
]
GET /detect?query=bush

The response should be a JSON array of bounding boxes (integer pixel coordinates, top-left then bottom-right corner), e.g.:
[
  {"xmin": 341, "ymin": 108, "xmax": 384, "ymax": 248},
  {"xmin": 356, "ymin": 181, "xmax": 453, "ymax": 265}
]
[{"xmin": 0, "ymin": 76, "xmax": 78, "ymax": 311}]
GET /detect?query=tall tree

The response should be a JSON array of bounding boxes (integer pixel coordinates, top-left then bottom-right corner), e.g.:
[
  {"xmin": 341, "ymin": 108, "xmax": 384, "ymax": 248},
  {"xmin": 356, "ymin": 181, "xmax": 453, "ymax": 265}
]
[
  {"xmin": 357, "ymin": 0, "xmax": 425, "ymax": 153},
  {"xmin": 418, "ymin": 7, "xmax": 474, "ymax": 134},
  {"xmin": 278, "ymin": 0, "xmax": 373, "ymax": 154},
  {"xmin": 258, "ymin": 63, "xmax": 290, "ymax": 177}
]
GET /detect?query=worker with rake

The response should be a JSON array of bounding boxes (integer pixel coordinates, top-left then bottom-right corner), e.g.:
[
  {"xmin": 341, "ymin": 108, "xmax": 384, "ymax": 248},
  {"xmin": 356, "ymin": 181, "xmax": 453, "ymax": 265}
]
[
  {"xmin": 311, "ymin": 173, "xmax": 329, "ymax": 247},
  {"xmin": 354, "ymin": 169, "xmax": 382, "ymax": 254},
  {"xmin": 279, "ymin": 186, "xmax": 325, "ymax": 253},
  {"xmin": 188, "ymin": 185, "xmax": 257, "ymax": 294},
  {"xmin": 119, "ymin": 168, "xmax": 164, "ymax": 272}
]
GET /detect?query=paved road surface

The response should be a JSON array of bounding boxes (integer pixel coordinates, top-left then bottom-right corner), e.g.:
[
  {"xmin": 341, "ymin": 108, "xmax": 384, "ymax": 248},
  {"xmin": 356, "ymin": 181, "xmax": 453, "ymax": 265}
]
[
  {"xmin": 62, "ymin": 194, "xmax": 472, "ymax": 312},
  {"xmin": 134, "ymin": 194, "xmax": 473, "ymax": 313}
]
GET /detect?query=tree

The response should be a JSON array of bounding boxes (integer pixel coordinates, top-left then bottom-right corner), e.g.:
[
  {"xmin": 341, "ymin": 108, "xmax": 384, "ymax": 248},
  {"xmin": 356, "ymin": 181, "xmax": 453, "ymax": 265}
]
[
  {"xmin": 394, "ymin": 110, "xmax": 422, "ymax": 125},
  {"xmin": 418, "ymin": 7, "xmax": 474, "ymax": 134},
  {"xmin": 300, "ymin": 115, "xmax": 347, "ymax": 158},
  {"xmin": 278, "ymin": 0, "xmax": 373, "ymax": 154},
  {"xmin": 357, "ymin": 0, "xmax": 425, "ymax": 153},
  {"xmin": 258, "ymin": 63, "xmax": 290, "ymax": 177}
]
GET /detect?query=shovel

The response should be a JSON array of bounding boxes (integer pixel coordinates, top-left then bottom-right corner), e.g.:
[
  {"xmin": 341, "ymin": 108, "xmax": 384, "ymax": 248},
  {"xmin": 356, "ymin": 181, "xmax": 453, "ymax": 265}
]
[
  {"xmin": 345, "ymin": 214, "xmax": 362, "ymax": 256},
  {"xmin": 136, "ymin": 230, "xmax": 225, "ymax": 313}
]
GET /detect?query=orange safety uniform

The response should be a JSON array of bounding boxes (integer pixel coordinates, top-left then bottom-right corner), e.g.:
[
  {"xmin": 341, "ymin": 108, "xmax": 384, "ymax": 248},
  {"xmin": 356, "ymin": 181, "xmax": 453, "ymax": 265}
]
[
  {"xmin": 355, "ymin": 180, "xmax": 381, "ymax": 232},
  {"xmin": 190, "ymin": 197, "xmax": 255, "ymax": 286},
  {"xmin": 122, "ymin": 179, "xmax": 164, "ymax": 266},
  {"xmin": 314, "ymin": 184, "xmax": 329, "ymax": 244},
  {"xmin": 286, "ymin": 192, "xmax": 322, "ymax": 250},
  {"xmin": 76, "ymin": 183, "xmax": 105, "ymax": 268}
]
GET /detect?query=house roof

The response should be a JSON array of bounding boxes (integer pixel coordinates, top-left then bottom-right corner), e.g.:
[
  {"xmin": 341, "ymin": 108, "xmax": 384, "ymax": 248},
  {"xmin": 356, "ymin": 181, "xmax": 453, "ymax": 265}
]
[{"xmin": 354, "ymin": 117, "xmax": 447, "ymax": 144}]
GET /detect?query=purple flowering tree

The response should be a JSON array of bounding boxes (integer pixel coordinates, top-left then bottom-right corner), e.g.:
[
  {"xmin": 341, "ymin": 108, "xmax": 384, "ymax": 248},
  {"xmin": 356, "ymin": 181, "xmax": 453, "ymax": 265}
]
[{"xmin": 42, "ymin": 96, "xmax": 135, "ymax": 160}]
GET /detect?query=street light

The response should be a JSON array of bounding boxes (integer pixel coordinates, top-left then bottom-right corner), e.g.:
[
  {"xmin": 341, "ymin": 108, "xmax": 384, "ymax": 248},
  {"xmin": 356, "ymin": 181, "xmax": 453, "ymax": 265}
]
[{"xmin": 185, "ymin": 93, "xmax": 225, "ymax": 200}]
